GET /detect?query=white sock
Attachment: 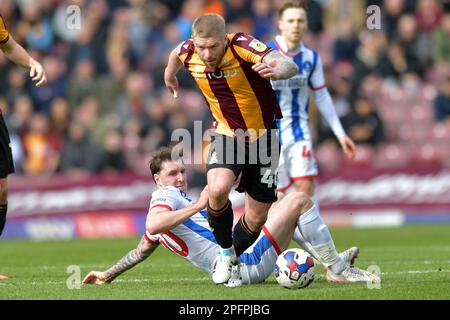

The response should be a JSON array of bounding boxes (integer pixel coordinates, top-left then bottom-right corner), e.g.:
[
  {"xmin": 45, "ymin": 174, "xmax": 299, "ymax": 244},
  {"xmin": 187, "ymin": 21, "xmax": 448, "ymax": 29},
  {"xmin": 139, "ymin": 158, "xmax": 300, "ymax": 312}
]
[
  {"xmin": 293, "ymin": 227, "xmax": 321, "ymax": 262},
  {"xmin": 310, "ymin": 194, "xmax": 320, "ymax": 211},
  {"xmin": 292, "ymin": 194, "xmax": 322, "ymax": 262},
  {"xmin": 298, "ymin": 205, "xmax": 345, "ymax": 274}
]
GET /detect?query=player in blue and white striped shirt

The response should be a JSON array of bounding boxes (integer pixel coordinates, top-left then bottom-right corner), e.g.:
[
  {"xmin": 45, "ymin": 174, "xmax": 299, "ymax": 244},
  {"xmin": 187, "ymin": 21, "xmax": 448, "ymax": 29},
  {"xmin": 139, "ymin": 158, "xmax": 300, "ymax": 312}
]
[
  {"xmin": 267, "ymin": 1, "xmax": 359, "ymax": 280},
  {"xmin": 267, "ymin": 1, "xmax": 356, "ymax": 194}
]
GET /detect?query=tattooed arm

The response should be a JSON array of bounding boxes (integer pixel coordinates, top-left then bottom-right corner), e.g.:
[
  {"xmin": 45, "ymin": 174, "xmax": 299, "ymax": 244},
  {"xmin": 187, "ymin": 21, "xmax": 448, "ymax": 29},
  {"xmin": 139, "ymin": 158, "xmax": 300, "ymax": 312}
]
[
  {"xmin": 82, "ymin": 236, "xmax": 159, "ymax": 285},
  {"xmin": 252, "ymin": 50, "xmax": 298, "ymax": 80}
]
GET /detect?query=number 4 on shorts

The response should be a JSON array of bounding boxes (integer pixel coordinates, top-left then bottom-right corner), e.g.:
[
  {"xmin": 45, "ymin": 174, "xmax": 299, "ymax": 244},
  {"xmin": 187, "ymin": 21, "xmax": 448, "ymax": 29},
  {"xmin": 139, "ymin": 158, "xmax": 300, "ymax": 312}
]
[
  {"xmin": 302, "ymin": 146, "xmax": 311, "ymax": 158},
  {"xmin": 260, "ymin": 169, "xmax": 278, "ymax": 188}
]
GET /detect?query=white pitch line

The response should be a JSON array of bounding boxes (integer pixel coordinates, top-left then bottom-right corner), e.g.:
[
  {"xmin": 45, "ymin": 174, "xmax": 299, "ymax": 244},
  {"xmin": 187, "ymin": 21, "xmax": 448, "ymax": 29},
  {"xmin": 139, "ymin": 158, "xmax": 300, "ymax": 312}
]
[
  {"xmin": 28, "ymin": 277, "xmax": 211, "ymax": 286},
  {"xmin": 19, "ymin": 270, "xmax": 450, "ymax": 287},
  {"xmin": 114, "ymin": 277, "xmax": 210, "ymax": 283},
  {"xmin": 381, "ymin": 269, "xmax": 450, "ymax": 275}
]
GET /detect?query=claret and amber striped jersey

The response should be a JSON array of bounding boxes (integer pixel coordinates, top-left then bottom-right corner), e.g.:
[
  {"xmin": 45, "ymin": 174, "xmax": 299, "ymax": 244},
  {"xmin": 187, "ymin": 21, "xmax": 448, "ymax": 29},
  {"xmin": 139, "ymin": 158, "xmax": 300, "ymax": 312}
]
[
  {"xmin": 0, "ymin": 15, "xmax": 10, "ymax": 45},
  {"xmin": 177, "ymin": 33, "xmax": 282, "ymax": 142}
]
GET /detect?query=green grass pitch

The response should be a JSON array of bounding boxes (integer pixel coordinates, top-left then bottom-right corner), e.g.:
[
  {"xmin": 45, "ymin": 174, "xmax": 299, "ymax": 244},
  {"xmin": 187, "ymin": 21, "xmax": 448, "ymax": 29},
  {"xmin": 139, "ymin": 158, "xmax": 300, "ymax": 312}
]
[{"xmin": 1, "ymin": 224, "xmax": 449, "ymax": 300}]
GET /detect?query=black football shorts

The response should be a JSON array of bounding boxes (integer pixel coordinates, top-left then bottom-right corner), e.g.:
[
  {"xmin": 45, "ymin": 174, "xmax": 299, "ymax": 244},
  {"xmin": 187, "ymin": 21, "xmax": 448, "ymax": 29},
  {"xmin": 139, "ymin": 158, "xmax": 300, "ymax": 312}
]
[{"xmin": 206, "ymin": 122, "xmax": 280, "ymax": 203}]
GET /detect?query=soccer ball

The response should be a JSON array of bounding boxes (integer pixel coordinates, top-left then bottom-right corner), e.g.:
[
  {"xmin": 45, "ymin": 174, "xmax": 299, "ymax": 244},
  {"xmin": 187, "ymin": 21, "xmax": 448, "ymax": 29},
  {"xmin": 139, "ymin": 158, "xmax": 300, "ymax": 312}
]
[{"xmin": 274, "ymin": 248, "xmax": 315, "ymax": 289}]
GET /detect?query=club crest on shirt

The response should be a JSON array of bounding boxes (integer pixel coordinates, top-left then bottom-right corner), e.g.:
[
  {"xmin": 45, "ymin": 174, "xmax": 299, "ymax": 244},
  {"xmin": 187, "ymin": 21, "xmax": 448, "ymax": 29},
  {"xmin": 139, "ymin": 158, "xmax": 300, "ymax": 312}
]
[
  {"xmin": 302, "ymin": 61, "xmax": 313, "ymax": 72},
  {"xmin": 249, "ymin": 39, "xmax": 267, "ymax": 52}
]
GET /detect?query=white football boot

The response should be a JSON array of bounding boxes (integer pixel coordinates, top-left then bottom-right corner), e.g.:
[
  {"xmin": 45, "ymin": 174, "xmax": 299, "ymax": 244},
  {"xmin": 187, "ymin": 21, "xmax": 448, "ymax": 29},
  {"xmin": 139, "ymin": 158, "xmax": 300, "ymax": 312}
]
[
  {"xmin": 224, "ymin": 264, "xmax": 242, "ymax": 288},
  {"xmin": 326, "ymin": 266, "xmax": 381, "ymax": 283},
  {"xmin": 324, "ymin": 246, "xmax": 359, "ymax": 273},
  {"xmin": 339, "ymin": 246, "xmax": 360, "ymax": 267},
  {"xmin": 211, "ymin": 247, "xmax": 238, "ymax": 284}
]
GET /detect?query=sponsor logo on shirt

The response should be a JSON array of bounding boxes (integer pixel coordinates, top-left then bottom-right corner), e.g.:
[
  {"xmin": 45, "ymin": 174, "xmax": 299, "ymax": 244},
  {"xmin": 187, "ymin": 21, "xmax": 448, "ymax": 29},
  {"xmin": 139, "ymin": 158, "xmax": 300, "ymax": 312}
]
[{"xmin": 249, "ymin": 39, "xmax": 267, "ymax": 52}]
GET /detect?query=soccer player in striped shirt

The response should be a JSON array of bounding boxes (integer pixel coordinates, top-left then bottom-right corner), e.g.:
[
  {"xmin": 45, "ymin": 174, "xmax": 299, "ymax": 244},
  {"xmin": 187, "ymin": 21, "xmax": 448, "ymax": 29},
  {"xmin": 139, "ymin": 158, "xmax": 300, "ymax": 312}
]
[
  {"xmin": 0, "ymin": 14, "xmax": 47, "ymax": 280},
  {"xmin": 164, "ymin": 13, "xmax": 298, "ymax": 284},
  {"xmin": 266, "ymin": 1, "xmax": 364, "ymax": 282}
]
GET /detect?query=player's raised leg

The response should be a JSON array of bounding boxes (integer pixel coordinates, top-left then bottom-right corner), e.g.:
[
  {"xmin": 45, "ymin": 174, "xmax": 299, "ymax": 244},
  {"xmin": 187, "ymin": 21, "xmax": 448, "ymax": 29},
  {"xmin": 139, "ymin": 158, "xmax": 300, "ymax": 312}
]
[
  {"xmin": 291, "ymin": 179, "xmax": 360, "ymax": 270},
  {"xmin": 271, "ymin": 192, "xmax": 379, "ymax": 283},
  {"xmin": 207, "ymin": 167, "xmax": 238, "ymax": 284},
  {"xmin": 264, "ymin": 192, "xmax": 314, "ymax": 252}
]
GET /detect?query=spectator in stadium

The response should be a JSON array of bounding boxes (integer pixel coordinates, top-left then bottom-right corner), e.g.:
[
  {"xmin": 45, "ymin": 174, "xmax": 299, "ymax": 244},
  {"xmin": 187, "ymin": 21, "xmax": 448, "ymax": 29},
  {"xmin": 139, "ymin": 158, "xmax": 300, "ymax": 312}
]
[
  {"xmin": 415, "ymin": 0, "xmax": 443, "ymax": 34},
  {"xmin": 72, "ymin": 95, "xmax": 109, "ymax": 146},
  {"xmin": 395, "ymin": 14, "xmax": 431, "ymax": 71},
  {"xmin": 434, "ymin": 77, "xmax": 450, "ymax": 125},
  {"xmin": 122, "ymin": 117, "xmax": 149, "ymax": 175},
  {"xmin": 28, "ymin": 55, "xmax": 67, "ymax": 114},
  {"xmin": 432, "ymin": 13, "xmax": 450, "ymax": 65},
  {"xmin": 82, "ymin": 147, "xmax": 379, "ymax": 286},
  {"xmin": 95, "ymin": 58, "xmax": 129, "ymax": 115},
  {"xmin": 67, "ymin": 0, "xmax": 109, "ymax": 74},
  {"xmin": 414, "ymin": 0, "xmax": 443, "ymax": 68},
  {"xmin": 6, "ymin": 94, "xmax": 33, "ymax": 138},
  {"xmin": 59, "ymin": 121, "xmax": 101, "ymax": 177},
  {"xmin": 164, "ymin": 13, "xmax": 298, "ymax": 285},
  {"xmin": 333, "ymin": 19, "xmax": 359, "ymax": 64},
  {"xmin": 21, "ymin": 113, "xmax": 60, "ymax": 176},
  {"xmin": 19, "ymin": 2, "xmax": 54, "ymax": 53},
  {"xmin": 304, "ymin": 0, "xmax": 324, "ymax": 34},
  {"xmin": 67, "ymin": 58, "xmax": 98, "ymax": 109},
  {"xmin": 381, "ymin": 0, "xmax": 407, "ymax": 40},
  {"xmin": 266, "ymin": 1, "xmax": 361, "ymax": 282},
  {"xmin": 97, "ymin": 129, "xmax": 128, "ymax": 174},
  {"xmin": 343, "ymin": 96, "xmax": 384, "ymax": 146},
  {"xmin": 324, "ymin": 0, "xmax": 365, "ymax": 35},
  {"xmin": 378, "ymin": 40, "xmax": 423, "ymax": 80},
  {"xmin": 0, "ymin": 14, "xmax": 47, "ymax": 280},
  {"xmin": 115, "ymin": 72, "xmax": 153, "ymax": 129},
  {"xmin": 6, "ymin": 67, "xmax": 28, "ymax": 104},
  {"xmin": 223, "ymin": 0, "xmax": 252, "ymax": 24},
  {"xmin": 352, "ymin": 30, "xmax": 386, "ymax": 87},
  {"xmin": 251, "ymin": 0, "xmax": 274, "ymax": 41},
  {"xmin": 141, "ymin": 97, "xmax": 170, "ymax": 143},
  {"xmin": 48, "ymin": 97, "xmax": 71, "ymax": 138}
]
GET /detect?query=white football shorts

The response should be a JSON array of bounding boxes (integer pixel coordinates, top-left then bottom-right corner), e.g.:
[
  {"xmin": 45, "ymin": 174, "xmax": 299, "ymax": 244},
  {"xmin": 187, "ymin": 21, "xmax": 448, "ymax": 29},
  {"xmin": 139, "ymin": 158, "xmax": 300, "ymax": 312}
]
[{"xmin": 277, "ymin": 140, "xmax": 318, "ymax": 192}]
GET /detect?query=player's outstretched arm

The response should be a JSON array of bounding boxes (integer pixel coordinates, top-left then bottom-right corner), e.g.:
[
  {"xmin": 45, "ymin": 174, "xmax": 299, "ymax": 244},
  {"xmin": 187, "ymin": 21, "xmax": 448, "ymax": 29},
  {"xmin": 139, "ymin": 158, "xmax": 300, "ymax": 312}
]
[
  {"xmin": 0, "ymin": 35, "xmax": 47, "ymax": 87},
  {"xmin": 164, "ymin": 47, "xmax": 184, "ymax": 98},
  {"xmin": 82, "ymin": 236, "xmax": 159, "ymax": 285},
  {"xmin": 253, "ymin": 50, "xmax": 298, "ymax": 80}
]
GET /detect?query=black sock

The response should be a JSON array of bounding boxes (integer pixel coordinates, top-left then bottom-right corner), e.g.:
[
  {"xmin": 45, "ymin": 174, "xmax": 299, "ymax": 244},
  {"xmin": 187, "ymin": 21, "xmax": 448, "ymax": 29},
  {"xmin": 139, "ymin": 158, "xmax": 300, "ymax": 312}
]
[
  {"xmin": 0, "ymin": 203, "xmax": 7, "ymax": 236},
  {"xmin": 207, "ymin": 200, "xmax": 233, "ymax": 249},
  {"xmin": 233, "ymin": 215, "xmax": 260, "ymax": 257}
]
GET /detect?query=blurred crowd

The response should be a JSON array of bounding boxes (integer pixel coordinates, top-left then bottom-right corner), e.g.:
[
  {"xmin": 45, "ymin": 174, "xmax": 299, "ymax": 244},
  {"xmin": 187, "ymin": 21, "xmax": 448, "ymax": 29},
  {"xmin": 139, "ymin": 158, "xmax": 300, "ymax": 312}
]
[{"xmin": 0, "ymin": 0, "xmax": 449, "ymax": 185}]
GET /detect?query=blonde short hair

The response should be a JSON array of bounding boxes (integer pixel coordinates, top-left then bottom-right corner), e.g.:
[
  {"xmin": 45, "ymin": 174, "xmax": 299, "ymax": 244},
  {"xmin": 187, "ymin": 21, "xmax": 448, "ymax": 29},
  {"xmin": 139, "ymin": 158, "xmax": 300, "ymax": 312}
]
[{"xmin": 192, "ymin": 13, "xmax": 226, "ymax": 38}]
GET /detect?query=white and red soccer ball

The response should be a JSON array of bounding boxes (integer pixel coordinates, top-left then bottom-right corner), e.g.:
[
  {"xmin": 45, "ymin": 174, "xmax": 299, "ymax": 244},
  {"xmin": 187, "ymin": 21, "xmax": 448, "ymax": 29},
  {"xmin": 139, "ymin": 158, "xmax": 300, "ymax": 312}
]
[{"xmin": 274, "ymin": 248, "xmax": 315, "ymax": 289}]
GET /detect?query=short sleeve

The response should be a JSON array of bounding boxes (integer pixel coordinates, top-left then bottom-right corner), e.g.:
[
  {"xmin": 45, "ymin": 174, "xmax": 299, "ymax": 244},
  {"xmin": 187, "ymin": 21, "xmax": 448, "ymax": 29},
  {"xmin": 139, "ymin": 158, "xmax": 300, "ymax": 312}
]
[
  {"xmin": 0, "ymin": 15, "xmax": 10, "ymax": 45},
  {"xmin": 230, "ymin": 33, "xmax": 273, "ymax": 64},
  {"xmin": 149, "ymin": 187, "xmax": 182, "ymax": 211},
  {"xmin": 177, "ymin": 39, "xmax": 194, "ymax": 65}
]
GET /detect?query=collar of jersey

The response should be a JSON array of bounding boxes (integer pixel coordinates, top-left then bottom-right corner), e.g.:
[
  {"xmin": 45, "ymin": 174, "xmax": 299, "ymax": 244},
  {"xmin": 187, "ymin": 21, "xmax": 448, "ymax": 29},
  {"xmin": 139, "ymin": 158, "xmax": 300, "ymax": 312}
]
[{"xmin": 274, "ymin": 35, "xmax": 304, "ymax": 57}]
